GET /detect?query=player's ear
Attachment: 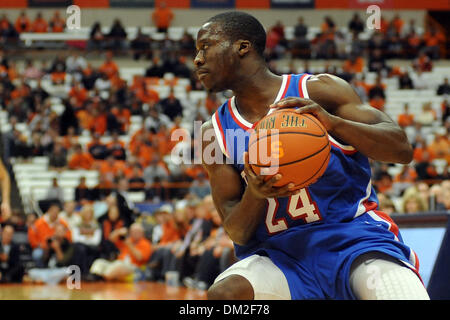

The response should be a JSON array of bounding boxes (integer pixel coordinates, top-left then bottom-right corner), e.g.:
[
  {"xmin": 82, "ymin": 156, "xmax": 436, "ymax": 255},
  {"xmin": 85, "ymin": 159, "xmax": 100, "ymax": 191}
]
[{"xmin": 235, "ymin": 40, "xmax": 251, "ymax": 57}]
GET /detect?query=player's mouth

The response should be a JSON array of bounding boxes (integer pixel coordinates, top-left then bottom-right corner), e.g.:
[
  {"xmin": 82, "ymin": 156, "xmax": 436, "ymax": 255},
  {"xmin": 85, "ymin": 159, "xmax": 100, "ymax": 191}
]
[{"xmin": 197, "ymin": 69, "xmax": 210, "ymax": 80}]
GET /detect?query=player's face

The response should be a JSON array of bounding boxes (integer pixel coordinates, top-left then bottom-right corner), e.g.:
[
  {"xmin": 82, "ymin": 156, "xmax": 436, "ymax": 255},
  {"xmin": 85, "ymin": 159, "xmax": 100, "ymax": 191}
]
[{"xmin": 194, "ymin": 22, "xmax": 236, "ymax": 92}]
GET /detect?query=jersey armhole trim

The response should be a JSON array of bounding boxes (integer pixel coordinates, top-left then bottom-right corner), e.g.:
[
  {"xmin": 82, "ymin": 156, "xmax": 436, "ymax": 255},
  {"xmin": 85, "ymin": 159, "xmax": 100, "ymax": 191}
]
[{"xmin": 211, "ymin": 112, "xmax": 230, "ymax": 158}]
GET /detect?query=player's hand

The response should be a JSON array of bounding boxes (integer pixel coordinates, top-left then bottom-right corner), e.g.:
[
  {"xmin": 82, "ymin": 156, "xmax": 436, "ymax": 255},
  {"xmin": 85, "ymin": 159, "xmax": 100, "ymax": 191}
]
[
  {"xmin": 270, "ymin": 97, "xmax": 339, "ymax": 132},
  {"xmin": 243, "ymin": 152, "xmax": 300, "ymax": 199}
]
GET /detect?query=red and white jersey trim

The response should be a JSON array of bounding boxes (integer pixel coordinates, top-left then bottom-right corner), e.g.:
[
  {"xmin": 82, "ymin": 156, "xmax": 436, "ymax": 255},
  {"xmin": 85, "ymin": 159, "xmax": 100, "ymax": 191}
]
[
  {"xmin": 211, "ymin": 111, "xmax": 230, "ymax": 158},
  {"xmin": 328, "ymin": 135, "xmax": 357, "ymax": 155}
]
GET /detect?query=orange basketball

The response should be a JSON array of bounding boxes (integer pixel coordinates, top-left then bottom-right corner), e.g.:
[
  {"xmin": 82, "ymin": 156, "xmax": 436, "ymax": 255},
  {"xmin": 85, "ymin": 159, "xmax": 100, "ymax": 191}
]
[{"xmin": 248, "ymin": 109, "xmax": 331, "ymax": 190}]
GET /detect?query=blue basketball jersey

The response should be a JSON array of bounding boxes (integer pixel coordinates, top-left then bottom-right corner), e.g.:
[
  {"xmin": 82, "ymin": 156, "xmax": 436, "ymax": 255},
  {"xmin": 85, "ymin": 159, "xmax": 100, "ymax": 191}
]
[{"xmin": 211, "ymin": 73, "xmax": 422, "ymax": 299}]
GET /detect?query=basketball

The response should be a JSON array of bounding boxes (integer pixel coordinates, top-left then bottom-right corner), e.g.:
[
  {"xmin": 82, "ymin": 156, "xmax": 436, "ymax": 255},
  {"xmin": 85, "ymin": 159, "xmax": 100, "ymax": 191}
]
[{"xmin": 248, "ymin": 109, "xmax": 331, "ymax": 190}]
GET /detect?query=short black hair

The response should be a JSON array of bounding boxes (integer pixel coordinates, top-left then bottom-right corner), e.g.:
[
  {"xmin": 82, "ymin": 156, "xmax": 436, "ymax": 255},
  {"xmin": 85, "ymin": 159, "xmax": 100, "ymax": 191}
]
[{"xmin": 207, "ymin": 11, "xmax": 266, "ymax": 58}]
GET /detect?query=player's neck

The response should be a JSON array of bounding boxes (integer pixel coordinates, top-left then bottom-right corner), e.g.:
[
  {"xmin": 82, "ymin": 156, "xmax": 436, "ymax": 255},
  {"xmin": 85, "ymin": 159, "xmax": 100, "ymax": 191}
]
[{"xmin": 232, "ymin": 68, "xmax": 282, "ymax": 122}]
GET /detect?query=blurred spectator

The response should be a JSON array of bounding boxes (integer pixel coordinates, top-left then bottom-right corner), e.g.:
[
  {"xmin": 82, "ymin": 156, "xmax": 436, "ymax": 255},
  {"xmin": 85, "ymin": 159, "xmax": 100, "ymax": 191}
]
[
  {"xmin": 98, "ymin": 199, "xmax": 123, "ymax": 260},
  {"xmin": 27, "ymin": 223, "xmax": 87, "ymax": 284},
  {"xmin": 442, "ymin": 100, "xmax": 450, "ymax": 123},
  {"xmin": 49, "ymin": 11, "xmax": 65, "ymax": 33},
  {"xmin": 49, "ymin": 143, "xmax": 68, "ymax": 170},
  {"xmin": 0, "ymin": 225, "xmax": 24, "ymax": 283},
  {"xmin": 90, "ymin": 223, "xmax": 152, "ymax": 281},
  {"xmin": 183, "ymin": 207, "xmax": 234, "ymax": 290},
  {"xmin": 91, "ymin": 173, "xmax": 114, "ymax": 201},
  {"xmin": 88, "ymin": 22, "xmax": 105, "ymax": 51},
  {"xmin": 143, "ymin": 157, "xmax": 170, "ymax": 186},
  {"xmin": 87, "ymin": 133, "xmax": 108, "ymax": 160},
  {"xmin": 31, "ymin": 12, "xmax": 48, "ymax": 33},
  {"xmin": 437, "ymin": 78, "xmax": 450, "ymax": 96},
  {"xmin": 342, "ymin": 54, "xmax": 364, "ymax": 75},
  {"xmin": 128, "ymin": 165, "xmax": 146, "ymax": 192},
  {"xmin": 152, "ymin": 1, "xmax": 174, "ymax": 33},
  {"xmin": 74, "ymin": 177, "xmax": 92, "ymax": 203},
  {"xmin": 413, "ymin": 52, "xmax": 432, "ymax": 73},
  {"xmin": 46, "ymin": 177, "xmax": 64, "ymax": 205},
  {"xmin": 28, "ymin": 203, "xmax": 72, "ymax": 267},
  {"xmin": 23, "ymin": 60, "xmax": 43, "ymax": 80},
  {"xmin": 402, "ymin": 193, "xmax": 427, "ymax": 214},
  {"xmin": 397, "ymin": 103, "xmax": 415, "ymax": 128},
  {"xmin": 189, "ymin": 172, "xmax": 211, "ymax": 199},
  {"xmin": 131, "ymin": 27, "xmax": 151, "ymax": 60},
  {"xmin": 398, "ymin": 72, "xmax": 414, "ymax": 89},
  {"xmin": 107, "ymin": 18, "xmax": 128, "ymax": 53},
  {"xmin": 423, "ymin": 26, "xmax": 445, "ymax": 59},
  {"xmin": 59, "ymin": 201, "xmax": 81, "ymax": 231},
  {"xmin": 368, "ymin": 49, "xmax": 388, "ymax": 73},
  {"xmin": 348, "ymin": 13, "xmax": 364, "ymax": 35},
  {"xmin": 377, "ymin": 193, "xmax": 397, "ymax": 215},
  {"xmin": 66, "ymin": 51, "xmax": 87, "ymax": 76},
  {"xmin": 72, "ymin": 204, "xmax": 101, "ymax": 273},
  {"xmin": 113, "ymin": 177, "xmax": 140, "ymax": 227},
  {"xmin": 14, "ymin": 11, "xmax": 31, "ymax": 33},
  {"xmin": 59, "ymin": 101, "xmax": 79, "ymax": 137},
  {"xmin": 99, "ymin": 51, "xmax": 119, "ymax": 80},
  {"xmin": 68, "ymin": 144, "xmax": 95, "ymax": 170},
  {"xmin": 427, "ymin": 130, "xmax": 450, "ymax": 160},
  {"xmin": 415, "ymin": 102, "xmax": 436, "ymax": 126},
  {"xmin": 158, "ymin": 88, "xmax": 183, "ymax": 121}
]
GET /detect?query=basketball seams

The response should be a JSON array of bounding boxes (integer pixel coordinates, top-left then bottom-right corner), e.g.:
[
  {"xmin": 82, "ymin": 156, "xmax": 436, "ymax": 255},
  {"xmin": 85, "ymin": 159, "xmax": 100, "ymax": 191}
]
[
  {"xmin": 248, "ymin": 130, "xmax": 326, "ymax": 149},
  {"xmin": 251, "ymin": 140, "xmax": 330, "ymax": 168}
]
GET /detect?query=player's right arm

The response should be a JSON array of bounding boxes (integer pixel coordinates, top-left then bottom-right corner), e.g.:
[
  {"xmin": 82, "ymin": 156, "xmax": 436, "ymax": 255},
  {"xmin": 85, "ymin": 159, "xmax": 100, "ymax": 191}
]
[{"xmin": 201, "ymin": 121, "xmax": 299, "ymax": 245}]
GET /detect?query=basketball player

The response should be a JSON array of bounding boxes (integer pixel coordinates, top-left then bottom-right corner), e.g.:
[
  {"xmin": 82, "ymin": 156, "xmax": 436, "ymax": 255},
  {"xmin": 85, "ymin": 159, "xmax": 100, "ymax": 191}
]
[
  {"xmin": 0, "ymin": 158, "xmax": 11, "ymax": 222},
  {"xmin": 196, "ymin": 12, "xmax": 429, "ymax": 300}
]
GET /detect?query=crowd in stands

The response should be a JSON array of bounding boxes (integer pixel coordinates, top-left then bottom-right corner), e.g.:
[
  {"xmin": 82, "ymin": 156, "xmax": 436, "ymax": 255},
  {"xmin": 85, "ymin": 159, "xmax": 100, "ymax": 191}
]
[{"xmin": 0, "ymin": 9, "xmax": 449, "ymax": 285}]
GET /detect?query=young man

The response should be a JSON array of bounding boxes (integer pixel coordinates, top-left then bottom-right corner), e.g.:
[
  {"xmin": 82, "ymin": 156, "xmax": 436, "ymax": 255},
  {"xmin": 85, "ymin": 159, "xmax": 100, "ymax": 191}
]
[{"xmin": 196, "ymin": 12, "xmax": 429, "ymax": 300}]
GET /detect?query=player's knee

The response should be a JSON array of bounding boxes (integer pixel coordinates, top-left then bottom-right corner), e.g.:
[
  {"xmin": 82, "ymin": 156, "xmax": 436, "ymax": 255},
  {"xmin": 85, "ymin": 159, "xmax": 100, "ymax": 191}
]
[{"xmin": 207, "ymin": 275, "xmax": 254, "ymax": 300}]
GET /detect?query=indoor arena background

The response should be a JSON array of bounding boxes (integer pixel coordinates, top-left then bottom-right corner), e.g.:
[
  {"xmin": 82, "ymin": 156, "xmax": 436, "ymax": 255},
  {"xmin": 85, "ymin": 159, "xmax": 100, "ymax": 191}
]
[{"xmin": 0, "ymin": 0, "xmax": 449, "ymax": 300}]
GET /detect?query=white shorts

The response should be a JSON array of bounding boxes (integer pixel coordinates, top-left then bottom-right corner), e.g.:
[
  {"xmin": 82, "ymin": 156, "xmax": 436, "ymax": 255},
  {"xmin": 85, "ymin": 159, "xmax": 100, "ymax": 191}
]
[{"xmin": 214, "ymin": 254, "xmax": 291, "ymax": 300}]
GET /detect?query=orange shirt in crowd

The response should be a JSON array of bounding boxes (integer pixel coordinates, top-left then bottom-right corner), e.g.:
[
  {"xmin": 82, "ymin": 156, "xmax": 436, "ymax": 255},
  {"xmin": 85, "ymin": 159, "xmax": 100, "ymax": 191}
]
[
  {"xmin": 392, "ymin": 17, "xmax": 404, "ymax": 34},
  {"xmin": 32, "ymin": 17, "xmax": 48, "ymax": 33},
  {"xmin": 50, "ymin": 16, "xmax": 65, "ymax": 32},
  {"xmin": 28, "ymin": 215, "xmax": 72, "ymax": 249},
  {"xmin": 413, "ymin": 147, "xmax": 435, "ymax": 163},
  {"xmin": 99, "ymin": 60, "xmax": 119, "ymax": 79},
  {"xmin": 397, "ymin": 113, "xmax": 414, "ymax": 127},
  {"xmin": 69, "ymin": 86, "xmax": 88, "ymax": 108},
  {"xmin": 51, "ymin": 71, "xmax": 66, "ymax": 85},
  {"xmin": 369, "ymin": 97, "xmax": 385, "ymax": 111},
  {"xmin": 68, "ymin": 152, "xmax": 95, "ymax": 170},
  {"xmin": 152, "ymin": 7, "xmax": 174, "ymax": 29},
  {"xmin": 343, "ymin": 57, "xmax": 364, "ymax": 74},
  {"xmin": 423, "ymin": 31, "xmax": 446, "ymax": 47},
  {"xmin": 115, "ymin": 237, "xmax": 153, "ymax": 267},
  {"xmin": 394, "ymin": 167, "xmax": 418, "ymax": 183},
  {"xmin": 160, "ymin": 219, "xmax": 181, "ymax": 245},
  {"xmin": 98, "ymin": 159, "xmax": 126, "ymax": 177},
  {"xmin": 15, "ymin": 16, "xmax": 31, "ymax": 33},
  {"xmin": 135, "ymin": 86, "xmax": 160, "ymax": 104},
  {"xmin": 88, "ymin": 113, "xmax": 107, "ymax": 135},
  {"xmin": 111, "ymin": 107, "xmax": 131, "ymax": 133}
]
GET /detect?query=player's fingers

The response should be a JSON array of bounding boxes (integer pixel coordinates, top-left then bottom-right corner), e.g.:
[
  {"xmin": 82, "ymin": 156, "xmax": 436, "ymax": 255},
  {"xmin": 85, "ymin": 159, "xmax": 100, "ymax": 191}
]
[
  {"xmin": 270, "ymin": 97, "xmax": 313, "ymax": 109},
  {"xmin": 243, "ymin": 152, "xmax": 263, "ymax": 182},
  {"xmin": 262, "ymin": 173, "xmax": 283, "ymax": 189},
  {"xmin": 295, "ymin": 103, "xmax": 321, "ymax": 114}
]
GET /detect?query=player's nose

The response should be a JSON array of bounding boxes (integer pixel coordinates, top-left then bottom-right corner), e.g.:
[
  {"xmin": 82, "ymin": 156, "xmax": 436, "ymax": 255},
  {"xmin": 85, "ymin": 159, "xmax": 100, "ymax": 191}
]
[{"xmin": 194, "ymin": 51, "xmax": 205, "ymax": 67}]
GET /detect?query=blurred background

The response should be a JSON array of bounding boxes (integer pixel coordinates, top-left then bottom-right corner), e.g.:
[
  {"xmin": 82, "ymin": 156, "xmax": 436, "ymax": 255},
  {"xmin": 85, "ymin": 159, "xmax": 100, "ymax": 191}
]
[{"xmin": 0, "ymin": 0, "xmax": 449, "ymax": 299}]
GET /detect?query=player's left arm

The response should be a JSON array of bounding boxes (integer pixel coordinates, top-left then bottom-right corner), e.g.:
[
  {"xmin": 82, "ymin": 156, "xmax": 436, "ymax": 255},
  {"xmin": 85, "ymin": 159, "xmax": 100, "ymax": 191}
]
[{"xmin": 271, "ymin": 74, "xmax": 413, "ymax": 164}]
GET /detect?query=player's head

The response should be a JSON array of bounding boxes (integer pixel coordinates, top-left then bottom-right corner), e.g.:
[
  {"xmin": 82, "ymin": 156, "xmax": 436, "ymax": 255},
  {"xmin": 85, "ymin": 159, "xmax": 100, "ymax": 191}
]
[{"xmin": 194, "ymin": 11, "xmax": 266, "ymax": 92}]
